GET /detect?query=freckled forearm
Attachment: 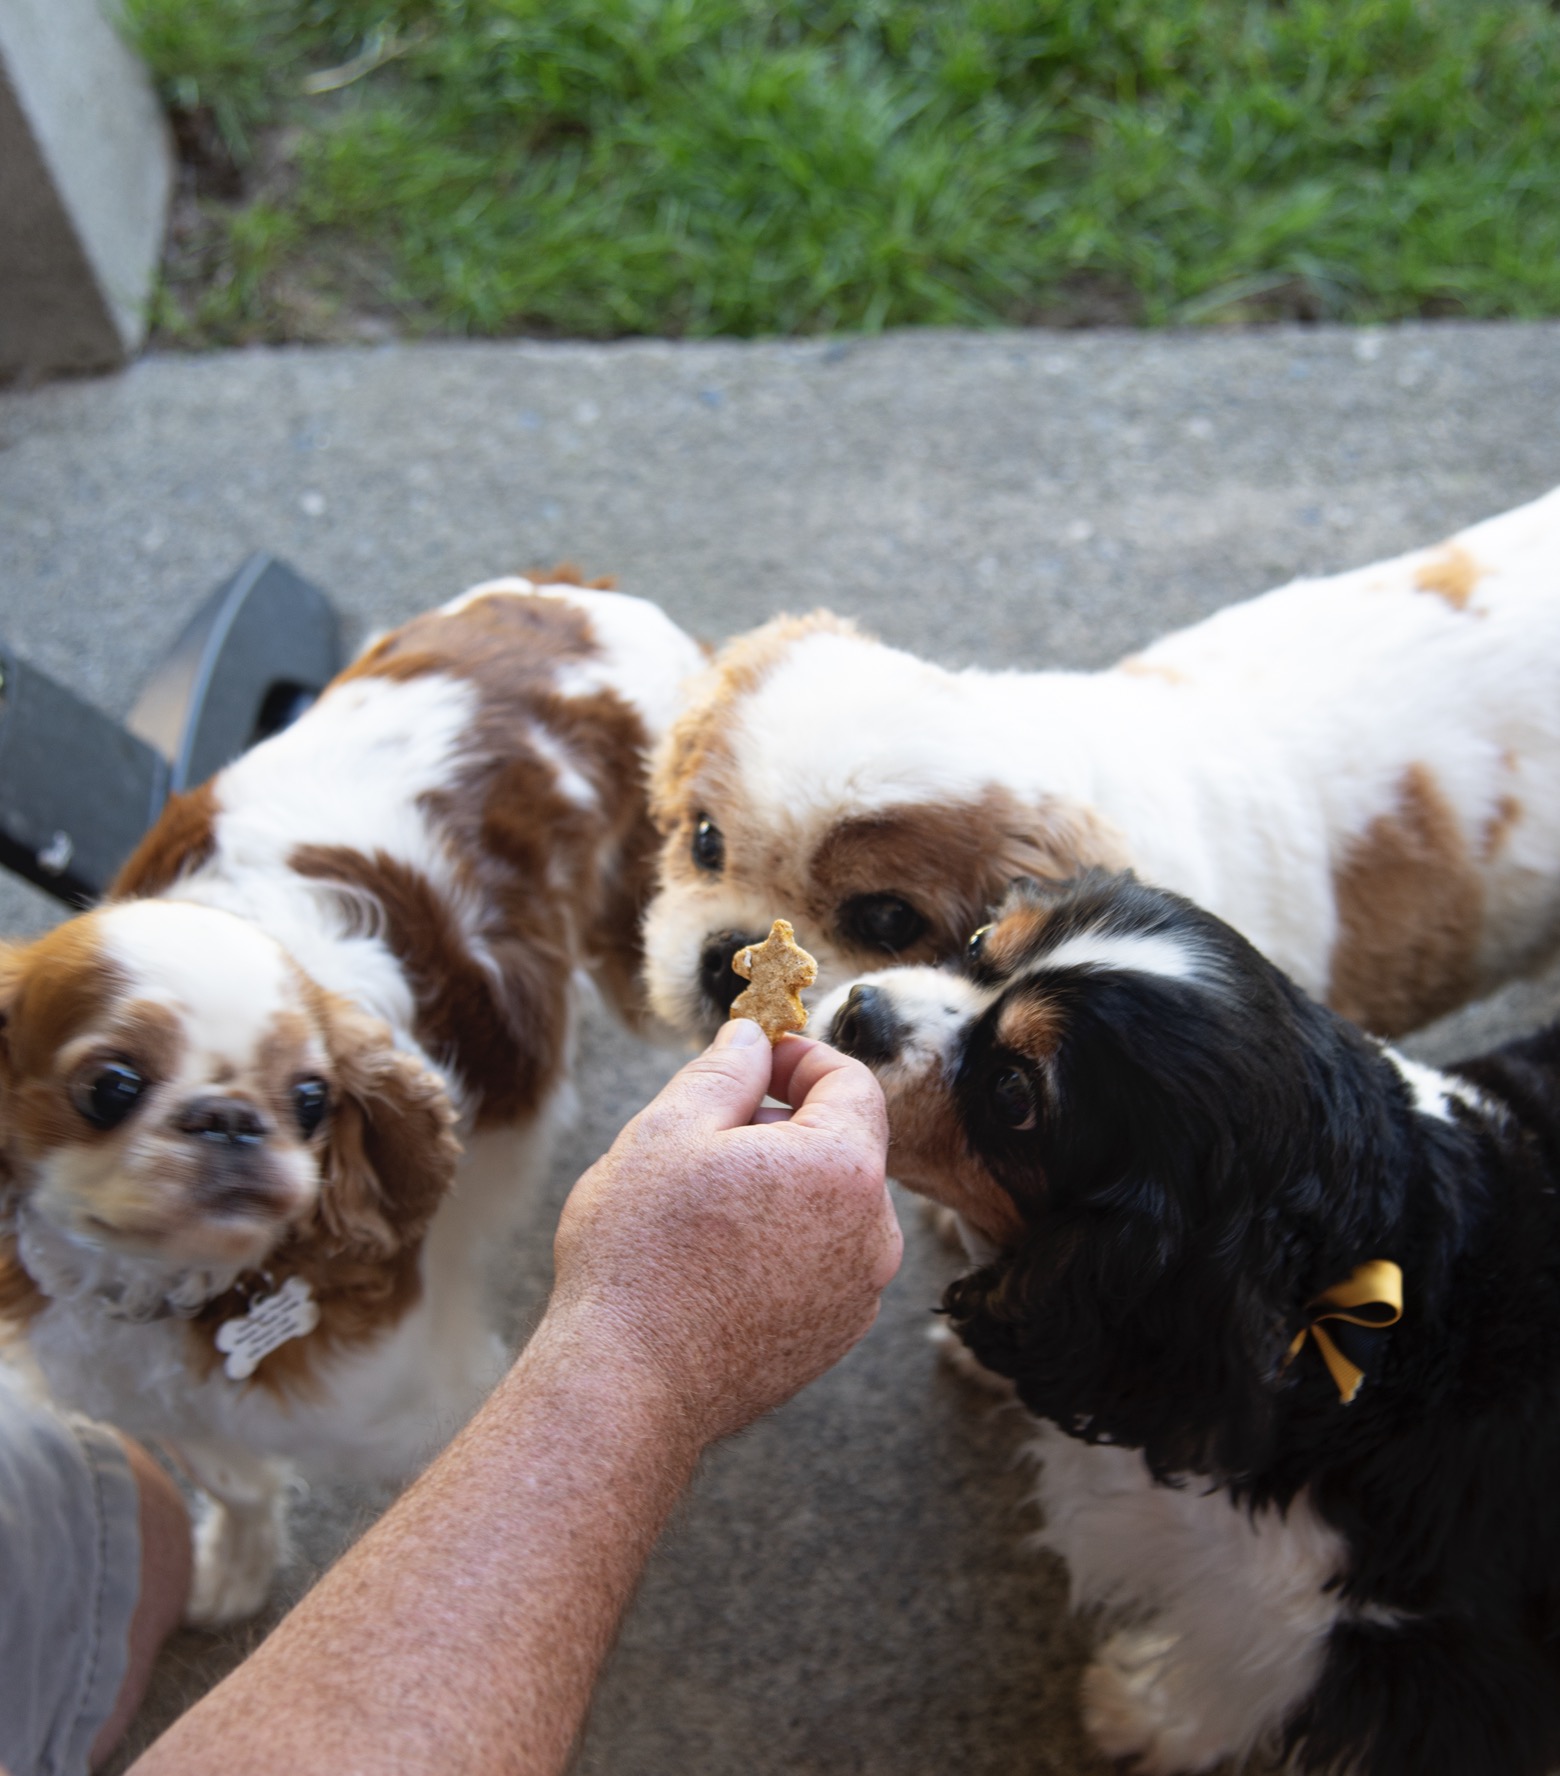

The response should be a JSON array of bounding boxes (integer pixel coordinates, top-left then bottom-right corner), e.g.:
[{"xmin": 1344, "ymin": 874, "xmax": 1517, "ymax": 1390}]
[{"xmin": 131, "ymin": 1311, "xmax": 702, "ymax": 1776}]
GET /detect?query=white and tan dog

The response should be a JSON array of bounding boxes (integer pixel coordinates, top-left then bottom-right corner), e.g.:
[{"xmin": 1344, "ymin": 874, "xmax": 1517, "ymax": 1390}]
[
  {"xmin": 0, "ymin": 573, "xmax": 702, "ymax": 1621},
  {"xmin": 645, "ymin": 486, "xmax": 1560, "ymax": 1042}
]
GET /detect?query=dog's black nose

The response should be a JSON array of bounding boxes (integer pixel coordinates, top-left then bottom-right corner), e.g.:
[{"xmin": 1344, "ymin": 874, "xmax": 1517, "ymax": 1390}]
[
  {"xmin": 176, "ymin": 1097, "xmax": 267, "ymax": 1147},
  {"xmin": 828, "ymin": 984, "xmax": 905, "ymax": 1066},
  {"xmin": 700, "ymin": 929, "xmax": 765, "ymax": 1016}
]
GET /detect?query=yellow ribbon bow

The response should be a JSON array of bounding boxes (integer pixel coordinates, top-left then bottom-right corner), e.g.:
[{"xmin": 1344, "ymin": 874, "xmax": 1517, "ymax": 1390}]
[{"xmin": 1285, "ymin": 1260, "xmax": 1404, "ymax": 1405}]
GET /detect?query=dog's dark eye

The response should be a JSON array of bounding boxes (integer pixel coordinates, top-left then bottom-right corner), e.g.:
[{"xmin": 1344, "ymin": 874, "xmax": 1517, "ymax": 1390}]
[
  {"xmin": 967, "ymin": 924, "xmax": 991, "ymax": 960},
  {"xmin": 691, "ymin": 814, "xmax": 724, "ymax": 873},
  {"xmin": 839, "ymin": 893, "xmax": 929, "ymax": 956},
  {"xmin": 292, "ymin": 1077, "xmax": 331, "ymax": 1139},
  {"xmin": 990, "ymin": 1065, "xmax": 1038, "ymax": 1132},
  {"xmin": 76, "ymin": 1063, "xmax": 146, "ymax": 1131}
]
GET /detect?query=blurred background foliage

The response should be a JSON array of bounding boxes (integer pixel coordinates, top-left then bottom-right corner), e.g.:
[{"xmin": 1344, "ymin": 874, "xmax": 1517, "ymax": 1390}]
[{"xmin": 122, "ymin": 0, "xmax": 1560, "ymax": 344}]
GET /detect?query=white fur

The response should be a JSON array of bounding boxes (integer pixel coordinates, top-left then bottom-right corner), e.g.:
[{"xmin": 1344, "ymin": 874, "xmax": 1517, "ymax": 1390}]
[
  {"xmin": 1021, "ymin": 928, "xmax": 1210, "ymax": 986},
  {"xmin": 649, "ymin": 486, "xmax": 1560, "ymax": 1028},
  {"xmin": 1382, "ymin": 1047, "xmax": 1493, "ymax": 1127},
  {"xmin": 1384, "ymin": 1051, "xmax": 1457, "ymax": 1123},
  {"xmin": 1032, "ymin": 1424, "xmax": 1360, "ymax": 1772}
]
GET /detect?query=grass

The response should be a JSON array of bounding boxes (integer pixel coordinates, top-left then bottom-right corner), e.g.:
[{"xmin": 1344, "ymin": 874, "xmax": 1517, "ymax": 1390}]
[{"xmin": 122, "ymin": 0, "xmax": 1560, "ymax": 344}]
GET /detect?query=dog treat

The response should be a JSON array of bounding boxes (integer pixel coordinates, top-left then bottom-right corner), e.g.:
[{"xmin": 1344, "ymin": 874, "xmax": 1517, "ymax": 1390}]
[{"xmin": 731, "ymin": 919, "xmax": 818, "ymax": 1044}]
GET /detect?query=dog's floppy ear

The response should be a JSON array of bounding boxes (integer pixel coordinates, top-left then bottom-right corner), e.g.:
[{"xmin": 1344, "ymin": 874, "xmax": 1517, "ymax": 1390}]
[
  {"xmin": 312, "ymin": 993, "xmax": 461, "ymax": 1257},
  {"xmin": 922, "ymin": 790, "xmax": 1134, "ymax": 952},
  {"xmin": 944, "ymin": 1212, "xmax": 1289, "ymax": 1480},
  {"xmin": 993, "ymin": 796, "xmax": 1132, "ymax": 891}
]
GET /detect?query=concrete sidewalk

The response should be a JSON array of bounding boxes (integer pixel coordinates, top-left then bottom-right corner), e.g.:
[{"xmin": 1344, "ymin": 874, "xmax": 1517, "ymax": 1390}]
[{"xmin": 2, "ymin": 323, "xmax": 1559, "ymax": 1774}]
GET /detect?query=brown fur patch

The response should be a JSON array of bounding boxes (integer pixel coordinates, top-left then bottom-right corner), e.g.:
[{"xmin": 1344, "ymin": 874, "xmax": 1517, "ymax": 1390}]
[
  {"xmin": 253, "ymin": 1008, "xmax": 315, "ymax": 1098},
  {"xmin": 337, "ymin": 586, "xmax": 598, "ymax": 690},
  {"xmin": 0, "ymin": 1245, "xmax": 46, "ymax": 1323},
  {"xmin": 979, "ymin": 904, "xmax": 1057, "ymax": 980},
  {"xmin": 880, "ymin": 1069, "xmax": 1025, "ymax": 1248},
  {"xmin": 1412, "ymin": 544, "xmax": 1485, "ymax": 612},
  {"xmin": 649, "ymin": 611, "xmax": 861, "ymax": 832},
  {"xmin": 1327, "ymin": 764, "xmax": 1482, "ymax": 1035},
  {"xmin": 0, "ymin": 918, "xmax": 124, "ymax": 1078},
  {"xmin": 0, "ymin": 922, "xmax": 125, "ymax": 1327},
  {"xmin": 111, "ymin": 782, "xmax": 220, "ymax": 897},
  {"xmin": 996, "ymin": 995, "xmax": 1065, "ymax": 1065},
  {"xmin": 0, "ymin": 919, "xmax": 130, "ymax": 1161},
  {"xmin": 107, "ymin": 998, "xmax": 186, "ymax": 1081},
  {"xmin": 1481, "ymin": 793, "xmax": 1524, "ymax": 863},
  {"xmin": 808, "ymin": 789, "xmax": 1131, "ymax": 967},
  {"xmin": 290, "ymin": 844, "xmax": 571, "ymax": 1128}
]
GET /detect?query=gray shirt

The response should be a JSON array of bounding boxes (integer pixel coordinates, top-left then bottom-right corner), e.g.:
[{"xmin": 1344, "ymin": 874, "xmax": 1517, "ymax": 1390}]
[{"xmin": 0, "ymin": 1360, "xmax": 137, "ymax": 1776}]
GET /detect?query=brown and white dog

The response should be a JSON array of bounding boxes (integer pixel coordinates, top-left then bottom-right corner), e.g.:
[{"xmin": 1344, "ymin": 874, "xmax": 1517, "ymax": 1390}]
[
  {"xmin": 0, "ymin": 574, "xmax": 702, "ymax": 1621},
  {"xmin": 644, "ymin": 485, "xmax": 1560, "ymax": 1044}
]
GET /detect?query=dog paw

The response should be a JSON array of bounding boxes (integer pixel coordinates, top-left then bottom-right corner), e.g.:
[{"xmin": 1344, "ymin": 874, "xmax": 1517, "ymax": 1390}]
[
  {"xmin": 926, "ymin": 1319, "xmax": 1016, "ymax": 1397},
  {"xmin": 185, "ymin": 1488, "xmax": 284, "ymax": 1626},
  {"xmin": 1081, "ymin": 1630, "xmax": 1230, "ymax": 1775}
]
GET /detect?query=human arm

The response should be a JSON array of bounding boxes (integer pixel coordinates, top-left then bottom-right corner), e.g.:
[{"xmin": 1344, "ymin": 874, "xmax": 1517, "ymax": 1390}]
[{"xmin": 130, "ymin": 1020, "xmax": 899, "ymax": 1776}]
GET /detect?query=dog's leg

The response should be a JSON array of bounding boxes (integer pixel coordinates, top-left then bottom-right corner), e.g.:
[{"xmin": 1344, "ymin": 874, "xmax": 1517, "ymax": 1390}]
[
  {"xmin": 1032, "ymin": 1431, "xmax": 1344, "ymax": 1772},
  {"xmin": 174, "ymin": 1440, "xmax": 290, "ymax": 1626},
  {"xmin": 1071, "ymin": 1523, "xmax": 1343, "ymax": 1774},
  {"xmin": 1081, "ymin": 1628, "xmax": 1235, "ymax": 1774}
]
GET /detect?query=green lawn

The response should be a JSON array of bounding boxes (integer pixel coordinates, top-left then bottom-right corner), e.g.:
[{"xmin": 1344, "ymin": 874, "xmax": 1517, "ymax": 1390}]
[{"xmin": 124, "ymin": 0, "xmax": 1560, "ymax": 344}]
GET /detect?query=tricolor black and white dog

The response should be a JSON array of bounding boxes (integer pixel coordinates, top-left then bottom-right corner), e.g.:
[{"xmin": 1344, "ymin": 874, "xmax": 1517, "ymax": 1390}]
[{"xmin": 821, "ymin": 870, "xmax": 1560, "ymax": 1776}]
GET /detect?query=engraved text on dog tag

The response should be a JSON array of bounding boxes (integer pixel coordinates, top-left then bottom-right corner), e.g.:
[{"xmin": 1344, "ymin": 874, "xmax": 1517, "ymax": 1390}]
[{"xmin": 215, "ymin": 1277, "xmax": 320, "ymax": 1381}]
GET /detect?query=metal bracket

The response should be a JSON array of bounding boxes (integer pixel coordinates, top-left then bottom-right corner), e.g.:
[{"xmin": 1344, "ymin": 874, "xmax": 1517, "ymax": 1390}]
[{"xmin": 0, "ymin": 555, "xmax": 341, "ymax": 905}]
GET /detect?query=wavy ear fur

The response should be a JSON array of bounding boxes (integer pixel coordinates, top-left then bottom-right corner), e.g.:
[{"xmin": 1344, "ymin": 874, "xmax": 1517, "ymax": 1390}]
[
  {"xmin": 994, "ymin": 796, "xmax": 1133, "ymax": 886},
  {"xmin": 945, "ymin": 1211, "xmax": 1292, "ymax": 1481},
  {"xmin": 945, "ymin": 948, "xmax": 1413, "ymax": 1483},
  {"xmin": 312, "ymin": 994, "xmax": 461, "ymax": 1257}
]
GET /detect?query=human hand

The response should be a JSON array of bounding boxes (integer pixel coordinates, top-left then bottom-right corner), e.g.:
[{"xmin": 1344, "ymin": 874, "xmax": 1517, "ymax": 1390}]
[{"xmin": 548, "ymin": 1020, "xmax": 900, "ymax": 1448}]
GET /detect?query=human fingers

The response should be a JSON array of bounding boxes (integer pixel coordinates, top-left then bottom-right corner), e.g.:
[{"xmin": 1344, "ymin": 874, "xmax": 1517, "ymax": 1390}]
[
  {"xmin": 751, "ymin": 1105, "xmax": 793, "ymax": 1124},
  {"xmin": 869, "ymin": 1184, "xmax": 905, "ymax": 1290},
  {"xmin": 632, "ymin": 1018, "xmax": 774, "ymax": 1137},
  {"xmin": 768, "ymin": 1037, "xmax": 888, "ymax": 1148},
  {"xmin": 767, "ymin": 1040, "xmax": 899, "ymax": 1288}
]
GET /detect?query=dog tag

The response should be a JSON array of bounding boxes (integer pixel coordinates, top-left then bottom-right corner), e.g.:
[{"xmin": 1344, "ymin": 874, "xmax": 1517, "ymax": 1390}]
[{"xmin": 215, "ymin": 1277, "xmax": 320, "ymax": 1380}]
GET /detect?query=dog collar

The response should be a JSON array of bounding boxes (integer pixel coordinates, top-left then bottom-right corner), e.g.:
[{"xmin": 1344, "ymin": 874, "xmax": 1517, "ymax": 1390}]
[{"xmin": 1285, "ymin": 1260, "xmax": 1403, "ymax": 1404}]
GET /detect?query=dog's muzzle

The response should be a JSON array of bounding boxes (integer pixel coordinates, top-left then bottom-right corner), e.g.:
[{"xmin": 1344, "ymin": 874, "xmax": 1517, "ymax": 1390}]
[
  {"xmin": 700, "ymin": 929, "xmax": 765, "ymax": 1018},
  {"xmin": 828, "ymin": 983, "xmax": 907, "ymax": 1066}
]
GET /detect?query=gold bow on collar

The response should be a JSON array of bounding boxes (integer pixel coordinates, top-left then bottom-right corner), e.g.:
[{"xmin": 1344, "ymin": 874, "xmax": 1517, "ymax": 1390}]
[{"xmin": 1285, "ymin": 1260, "xmax": 1404, "ymax": 1404}]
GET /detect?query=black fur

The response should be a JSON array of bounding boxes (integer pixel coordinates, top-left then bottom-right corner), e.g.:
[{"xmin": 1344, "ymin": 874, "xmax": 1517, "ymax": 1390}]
[{"xmin": 940, "ymin": 872, "xmax": 1560, "ymax": 1776}]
